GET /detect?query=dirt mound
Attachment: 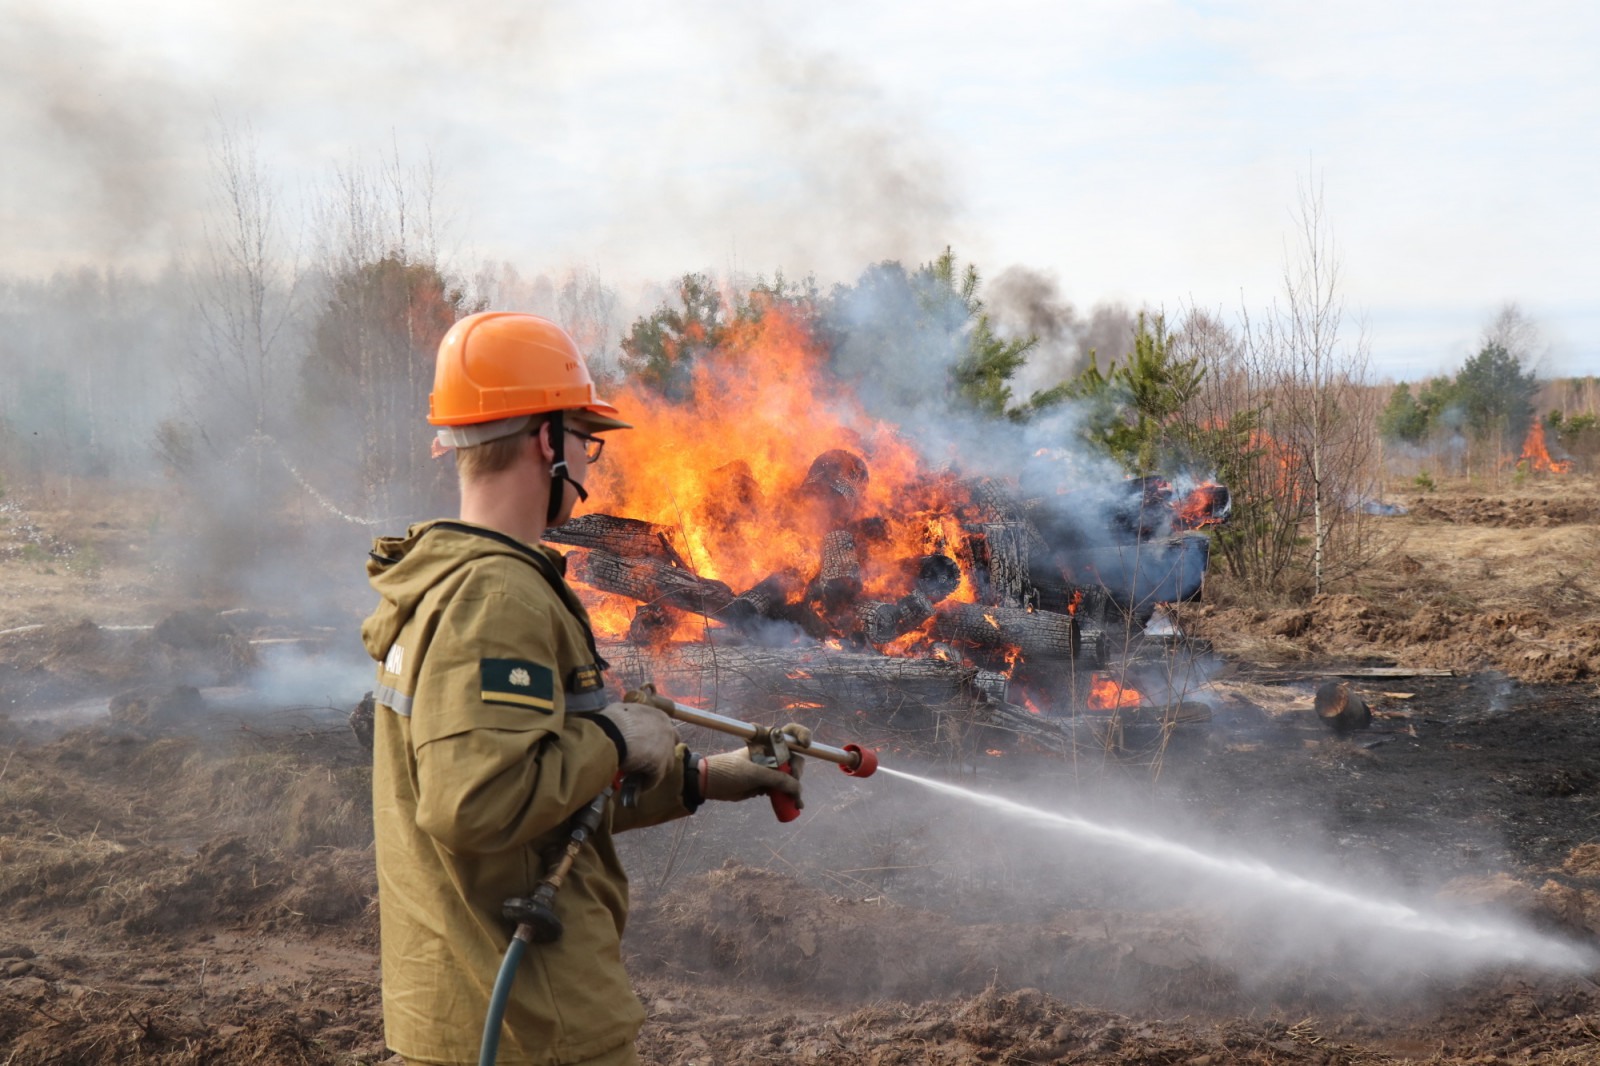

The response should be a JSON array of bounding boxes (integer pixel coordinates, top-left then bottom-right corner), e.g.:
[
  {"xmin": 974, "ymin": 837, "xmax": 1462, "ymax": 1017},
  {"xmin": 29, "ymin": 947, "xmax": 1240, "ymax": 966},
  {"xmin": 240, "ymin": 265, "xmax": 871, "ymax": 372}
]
[
  {"xmin": 0, "ymin": 613, "xmax": 254, "ymax": 711},
  {"xmin": 1408, "ymin": 495, "xmax": 1600, "ymax": 528},
  {"xmin": 1183, "ymin": 594, "xmax": 1600, "ymax": 684}
]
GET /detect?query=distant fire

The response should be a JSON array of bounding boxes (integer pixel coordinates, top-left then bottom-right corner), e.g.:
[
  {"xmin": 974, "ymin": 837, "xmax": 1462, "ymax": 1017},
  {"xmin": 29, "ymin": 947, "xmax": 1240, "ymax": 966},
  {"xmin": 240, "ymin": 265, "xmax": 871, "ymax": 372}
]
[
  {"xmin": 1087, "ymin": 673, "xmax": 1143, "ymax": 710},
  {"xmin": 1518, "ymin": 421, "xmax": 1573, "ymax": 474}
]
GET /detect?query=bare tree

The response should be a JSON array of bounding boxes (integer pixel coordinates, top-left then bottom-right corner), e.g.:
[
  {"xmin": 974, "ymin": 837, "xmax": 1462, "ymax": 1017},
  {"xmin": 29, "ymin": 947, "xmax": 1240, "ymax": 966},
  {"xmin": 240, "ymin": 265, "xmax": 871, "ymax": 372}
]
[
  {"xmin": 190, "ymin": 120, "xmax": 300, "ymax": 441},
  {"xmin": 1179, "ymin": 178, "xmax": 1380, "ymax": 598},
  {"xmin": 1483, "ymin": 302, "xmax": 1548, "ymax": 375},
  {"xmin": 303, "ymin": 148, "xmax": 471, "ymax": 523}
]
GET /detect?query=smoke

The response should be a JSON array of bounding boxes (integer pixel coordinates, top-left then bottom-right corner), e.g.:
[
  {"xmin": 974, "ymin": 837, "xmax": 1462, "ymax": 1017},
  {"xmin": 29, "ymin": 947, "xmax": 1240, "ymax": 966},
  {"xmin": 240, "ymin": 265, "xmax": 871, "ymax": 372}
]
[
  {"xmin": 987, "ymin": 265, "xmax": 1086, "ymax": 396},
  {"xmin": 1, "ymin": 8, "xmax": 207, "ymax": 265}
]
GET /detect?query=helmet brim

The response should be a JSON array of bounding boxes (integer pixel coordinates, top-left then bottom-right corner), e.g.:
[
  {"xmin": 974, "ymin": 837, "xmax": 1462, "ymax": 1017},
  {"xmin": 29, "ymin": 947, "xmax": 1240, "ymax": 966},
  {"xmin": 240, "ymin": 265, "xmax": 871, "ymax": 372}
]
[{"xmin": 572, "ymin": 402, "xmax": 631, "ymax": 432}]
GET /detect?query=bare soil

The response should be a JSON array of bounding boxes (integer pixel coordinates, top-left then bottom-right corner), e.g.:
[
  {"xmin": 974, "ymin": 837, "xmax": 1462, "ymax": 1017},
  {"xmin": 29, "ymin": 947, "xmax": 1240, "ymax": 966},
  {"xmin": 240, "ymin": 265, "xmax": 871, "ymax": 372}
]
[{"xmin": 2, "ymin": 474, "xmax": 1599, "ymax": 1065}]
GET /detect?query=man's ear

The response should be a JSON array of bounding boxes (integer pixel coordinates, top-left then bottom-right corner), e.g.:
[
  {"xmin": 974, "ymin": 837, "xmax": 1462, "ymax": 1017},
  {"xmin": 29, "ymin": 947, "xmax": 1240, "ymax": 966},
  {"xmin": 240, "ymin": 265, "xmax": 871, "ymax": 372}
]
[{"xmin": 532, "ymin": 421, "xmax": 556, "ymax": 463}]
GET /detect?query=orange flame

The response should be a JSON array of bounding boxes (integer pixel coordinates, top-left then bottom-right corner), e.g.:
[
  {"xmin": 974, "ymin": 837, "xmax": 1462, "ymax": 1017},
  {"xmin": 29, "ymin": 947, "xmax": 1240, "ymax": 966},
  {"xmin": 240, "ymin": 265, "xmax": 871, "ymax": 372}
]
[
  {"xmin": 1087, "ymin": 673, "xmax": 1143, "ymax": 710},
  {"xmin": 1518, "ymin": 421, "xmax": 1573, "ymax": 474},
  {"xmin": 1174, "ymin": 480, "xmax": 1228, "ymax": 529},
  {"xmin": 578, "ymin": 299, "xmax": 979, "ymax": 640}
]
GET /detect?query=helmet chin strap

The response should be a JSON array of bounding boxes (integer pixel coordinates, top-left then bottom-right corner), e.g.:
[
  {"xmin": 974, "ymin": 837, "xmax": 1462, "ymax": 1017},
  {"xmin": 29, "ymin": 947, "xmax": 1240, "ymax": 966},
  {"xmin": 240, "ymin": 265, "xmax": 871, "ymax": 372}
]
[{"xmin": 546, "ymin": 410, "xmax": 589, "ymax": 526}]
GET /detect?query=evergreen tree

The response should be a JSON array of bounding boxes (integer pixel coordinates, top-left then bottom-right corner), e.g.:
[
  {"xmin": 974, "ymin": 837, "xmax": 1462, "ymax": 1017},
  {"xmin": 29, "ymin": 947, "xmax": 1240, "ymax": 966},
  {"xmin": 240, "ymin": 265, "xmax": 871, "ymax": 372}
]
[
  {"xmin": 619, "ymin": 274, "xmax": 727, "ymax": 401},
  {"xmin": 1453, "ymin": 341, "xmax": 1538, "ymax": 443},
  {"xmin": 1378, "ymin": 382, "xmax": 1429, "ymax": 443}
]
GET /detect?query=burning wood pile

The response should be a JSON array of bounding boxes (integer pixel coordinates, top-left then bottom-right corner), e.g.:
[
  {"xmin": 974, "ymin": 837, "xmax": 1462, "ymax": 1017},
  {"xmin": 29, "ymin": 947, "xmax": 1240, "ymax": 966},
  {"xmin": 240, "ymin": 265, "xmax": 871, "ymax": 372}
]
[
  {"xmin": 551, "ymin": 446, "xmax": 1228, "ymax": 752},
  {"xmin": 545, "ymin": 302, "xmax": 1230, "ymax": 757}
]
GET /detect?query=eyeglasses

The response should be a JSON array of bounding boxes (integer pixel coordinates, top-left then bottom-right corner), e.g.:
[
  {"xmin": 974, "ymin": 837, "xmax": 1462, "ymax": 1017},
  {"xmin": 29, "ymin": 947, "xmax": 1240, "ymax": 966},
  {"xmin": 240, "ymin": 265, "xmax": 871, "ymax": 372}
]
[{"xmin": 566, "ymin": 428, "xmax": 605, "ymax": 464}]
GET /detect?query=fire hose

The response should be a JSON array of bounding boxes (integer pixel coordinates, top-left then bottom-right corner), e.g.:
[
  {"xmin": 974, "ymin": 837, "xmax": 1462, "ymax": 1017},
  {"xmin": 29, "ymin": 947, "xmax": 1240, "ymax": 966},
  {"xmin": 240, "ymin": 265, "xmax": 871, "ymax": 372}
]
[{"xmin": 479, "ymin": 691, "xmax": 879, "ymax": 1065}]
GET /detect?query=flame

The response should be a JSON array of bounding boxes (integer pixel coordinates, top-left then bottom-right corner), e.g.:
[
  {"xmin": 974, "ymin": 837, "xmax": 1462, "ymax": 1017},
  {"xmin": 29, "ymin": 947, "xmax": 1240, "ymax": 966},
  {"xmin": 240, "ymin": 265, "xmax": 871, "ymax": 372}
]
[
  {"xmin": 1174, "ymin": 480, "xmax": 1229, "ymax": 529},
  {"xmin": 1087, "ymin": 673, "xmax": 1143, "ymax": 710},
  {"xmin": 584, "ymin": 593, "xmax": 636, "ymax": 637},
  {"xmin": 1517, "ymin": 421, "xmax": 1573, "ymax": 474},
  {"xmin": 580, "ymin": 298, "xmax": 981, "ymax": 640},
  {"xmin": 1022, "ymin": 694, "xmax": 1043, "ymax": 716},
  {"xmin": 985, "ymin": 748, "xmax": 1005, "ymax": 756}
]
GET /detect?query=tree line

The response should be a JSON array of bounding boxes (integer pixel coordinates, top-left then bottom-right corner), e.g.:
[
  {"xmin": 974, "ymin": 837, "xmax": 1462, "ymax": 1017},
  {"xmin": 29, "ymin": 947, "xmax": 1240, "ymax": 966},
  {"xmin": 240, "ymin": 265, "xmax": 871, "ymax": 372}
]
[{"xmin": 1, "ymin": 152, "xmax": 1589, "ymax": 605}]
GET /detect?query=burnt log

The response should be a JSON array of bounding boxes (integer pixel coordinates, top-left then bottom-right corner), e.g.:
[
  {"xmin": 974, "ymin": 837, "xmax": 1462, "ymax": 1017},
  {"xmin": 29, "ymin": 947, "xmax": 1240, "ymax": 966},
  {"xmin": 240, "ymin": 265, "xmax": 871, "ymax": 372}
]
[
  {"xmin": 546, "ymin": 514, "xmax": 687, "ymax": 568},
  {"xmin": 968, "ymin": 477, "xmax": 1046, "ymax": 536},
  {"xmin": 1314, "ymin": 680, "xmax": 1371, "ymax": 733},
  {"xmin": 628, "ymin": 604, "xmax": 683, "ymax": 645},
  {"xmin": 718, "ymin": 572, "xmax": 827, "ymax": 643},
  {"xmin": 801, "ymin": 450, "xmax": 870, "ymax": 522},
  {"xmin": 931, "ymin": 603, "xmax": 1096, "ymax": 668},
  {"xmin": 916, "ymin": 554, "xmax": 962, "ymax": 601},
  {"xmin": 720, "ymin": 572, "xmax": 800, "ymax": 624},
  {"xmin": 854, "ymin": 592, "xmax": 933, "ymax": 646},
  {"xmin": 600, "ymin": 640, "xmax": 997, "ymax": 719},
  {"xmin": 566, "ymin": 549, "xmax": 735, "ymax": 616},
  {"xmin": 817, "ymin": 529, "xmax": 862, "ymax": 608},
  {"xmin": 975, "ymin": 522, "xmax": 1036, "ymax": 609}
]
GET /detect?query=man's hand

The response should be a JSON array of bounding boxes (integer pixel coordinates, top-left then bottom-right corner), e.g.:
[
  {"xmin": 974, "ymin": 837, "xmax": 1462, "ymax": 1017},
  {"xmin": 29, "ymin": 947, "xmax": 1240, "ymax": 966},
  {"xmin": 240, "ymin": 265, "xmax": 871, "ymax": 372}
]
[
  {"xmin": 703, "ymin": 724, "xmax": 812, "ymax": 806},
  {"xmin": 593, "ymin": 702, "xmax": 680, "ymax": 787}
]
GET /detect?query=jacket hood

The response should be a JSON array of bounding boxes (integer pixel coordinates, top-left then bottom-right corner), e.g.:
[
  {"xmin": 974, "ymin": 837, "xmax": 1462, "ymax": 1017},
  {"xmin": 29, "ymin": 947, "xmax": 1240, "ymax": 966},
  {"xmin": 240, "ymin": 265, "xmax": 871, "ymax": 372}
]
[{"xmin": 360, "ymin": 520, "xmax": 562, "ymax": 662}]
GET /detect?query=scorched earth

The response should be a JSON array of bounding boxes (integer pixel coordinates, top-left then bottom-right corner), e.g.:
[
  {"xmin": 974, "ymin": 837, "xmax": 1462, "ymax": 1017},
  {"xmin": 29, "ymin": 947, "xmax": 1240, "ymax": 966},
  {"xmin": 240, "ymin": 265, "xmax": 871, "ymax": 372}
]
[{"xmin": 2, "ymin": 474, "xmax": 1599, "ymax": 1065}]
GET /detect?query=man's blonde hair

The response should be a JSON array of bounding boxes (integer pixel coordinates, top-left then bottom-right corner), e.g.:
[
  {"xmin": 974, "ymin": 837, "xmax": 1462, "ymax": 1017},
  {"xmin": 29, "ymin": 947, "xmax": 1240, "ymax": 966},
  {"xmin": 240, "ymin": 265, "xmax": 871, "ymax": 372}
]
[{"xmin": 454, "ymin": 416, "xmax": 548, "ymax": 481}]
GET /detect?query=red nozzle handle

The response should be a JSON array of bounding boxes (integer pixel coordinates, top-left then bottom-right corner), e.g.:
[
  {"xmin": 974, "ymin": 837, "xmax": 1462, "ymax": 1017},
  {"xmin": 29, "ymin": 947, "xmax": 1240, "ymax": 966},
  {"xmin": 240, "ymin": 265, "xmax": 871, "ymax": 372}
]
[
  {"xmin": 768, "ymin": 762, "xmax": 801, "ymax": 823},
  {"xmin": 841, "ymin": 744, "xmax": 878, "ymax": 777}
]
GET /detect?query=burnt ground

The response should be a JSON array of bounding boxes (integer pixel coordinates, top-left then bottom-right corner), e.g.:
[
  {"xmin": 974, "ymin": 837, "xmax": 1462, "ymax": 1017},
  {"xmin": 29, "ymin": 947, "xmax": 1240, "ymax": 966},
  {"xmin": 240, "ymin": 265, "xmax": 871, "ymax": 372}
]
[{"xmin": 2, "ymin": 475, "xmax": 1600, "ymax": 1064}]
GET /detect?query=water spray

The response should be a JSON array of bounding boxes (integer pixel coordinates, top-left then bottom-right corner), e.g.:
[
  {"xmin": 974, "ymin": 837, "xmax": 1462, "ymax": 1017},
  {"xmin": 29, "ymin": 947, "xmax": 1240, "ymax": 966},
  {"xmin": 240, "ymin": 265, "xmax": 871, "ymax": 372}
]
[{"xmin": 879, "ymin": 766, "xmax": 1598, "ymax": 973}]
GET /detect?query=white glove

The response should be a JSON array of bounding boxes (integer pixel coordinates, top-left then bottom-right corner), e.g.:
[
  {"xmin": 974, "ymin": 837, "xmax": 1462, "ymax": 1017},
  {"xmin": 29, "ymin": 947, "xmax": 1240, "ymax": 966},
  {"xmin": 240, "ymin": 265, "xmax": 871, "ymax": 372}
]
[
  {"xmin": 703, "ymin": 724, "xmax": 812, "ymax": 805},
  {"xmin": 594, "ymin": 702, "xmax": 680, "ymax": 788}
]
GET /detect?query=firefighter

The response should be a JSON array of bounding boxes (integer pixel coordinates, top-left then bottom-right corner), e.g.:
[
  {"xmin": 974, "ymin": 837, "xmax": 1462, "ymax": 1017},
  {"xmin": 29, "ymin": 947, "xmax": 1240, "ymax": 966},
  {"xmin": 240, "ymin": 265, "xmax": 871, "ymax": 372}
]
[{"xmin": 361, "ymin": 311, "xmax": 804, "ymax": 1066}]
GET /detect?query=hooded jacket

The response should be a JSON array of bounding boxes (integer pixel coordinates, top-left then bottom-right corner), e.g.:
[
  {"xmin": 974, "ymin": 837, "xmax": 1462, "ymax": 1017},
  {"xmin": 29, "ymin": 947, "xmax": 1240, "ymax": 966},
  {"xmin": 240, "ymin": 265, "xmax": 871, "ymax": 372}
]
[{"xmin": 362, "ymin": 520, "xmax": 693, "ymax": 1065}]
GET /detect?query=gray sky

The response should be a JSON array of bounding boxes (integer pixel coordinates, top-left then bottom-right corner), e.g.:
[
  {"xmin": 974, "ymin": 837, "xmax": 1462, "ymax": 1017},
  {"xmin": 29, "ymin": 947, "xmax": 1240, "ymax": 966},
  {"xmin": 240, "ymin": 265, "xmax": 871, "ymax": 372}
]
[{"xmin": 5, "ymin": 0, "xmax": 1597, "ymax": 379}]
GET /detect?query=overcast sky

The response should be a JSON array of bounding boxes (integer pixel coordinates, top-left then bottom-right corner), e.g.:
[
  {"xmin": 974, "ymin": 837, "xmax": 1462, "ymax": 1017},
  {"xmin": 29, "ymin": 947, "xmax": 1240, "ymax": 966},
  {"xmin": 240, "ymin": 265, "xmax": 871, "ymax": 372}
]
[{"xmin": 5, "ymin": 0, "xmax": 1597, "ymax": 379}]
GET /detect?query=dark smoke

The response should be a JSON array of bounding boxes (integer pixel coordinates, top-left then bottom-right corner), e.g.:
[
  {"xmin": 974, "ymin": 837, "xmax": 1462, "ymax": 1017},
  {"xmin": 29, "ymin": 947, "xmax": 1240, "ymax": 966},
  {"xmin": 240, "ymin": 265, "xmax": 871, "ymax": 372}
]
[{"xmin": 987, "ymin": 265, "xmax": 1086, "ymax": 396}]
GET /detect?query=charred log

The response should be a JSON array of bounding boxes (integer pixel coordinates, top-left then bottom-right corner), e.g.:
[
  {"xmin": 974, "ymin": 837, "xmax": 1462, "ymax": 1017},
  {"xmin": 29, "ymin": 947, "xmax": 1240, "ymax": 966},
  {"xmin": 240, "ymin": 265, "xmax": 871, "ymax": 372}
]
[
  {"xmin": 817, "ymin": 529, "xmax": 862, "ymax": 609},
  {"xmin": 566, "ymin": 549, "xmax": 735, "ymax": 616},
  {"xmin": 720, "ymin": 572, "xmax": 800, "ymax": 624},
  {"xmin": 801, "ymin": 450, "xmax": 870, "ymax": 522},
  {"xmin": 916, "ymin": 554, "xmax": 962, "ymax": 602},
  {"xmin": 601, "ymin": 640, "xmax": 995, "ymax": 718},
  {"xmin": 1314, "ymin": 680, "xmax": 1371, "ymax": 733},
  {"xmin": 931, "ymin": 603, "xmax": 1081, "ymax": 666},
  {"xmin": 628, "ymin": 604, "xmax": 683, "ymax": 645},
  {"xmin": 718, "ymin": 572, "xmax": 824, "ymax": 644},
  {"xmin": 975, "ymin": 522, "xmax": 1037, "ymax": 609},
  {"xmin": 546, "ymin": 514, "xmax": 687, "ymax": 568}
]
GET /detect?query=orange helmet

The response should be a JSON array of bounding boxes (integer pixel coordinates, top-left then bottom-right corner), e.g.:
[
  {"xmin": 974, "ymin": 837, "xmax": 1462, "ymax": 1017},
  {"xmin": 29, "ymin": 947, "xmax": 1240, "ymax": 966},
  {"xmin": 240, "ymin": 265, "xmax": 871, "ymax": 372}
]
[{"xmin": 429, "ymin": 311, "xmax": 630, "ymax": 434}]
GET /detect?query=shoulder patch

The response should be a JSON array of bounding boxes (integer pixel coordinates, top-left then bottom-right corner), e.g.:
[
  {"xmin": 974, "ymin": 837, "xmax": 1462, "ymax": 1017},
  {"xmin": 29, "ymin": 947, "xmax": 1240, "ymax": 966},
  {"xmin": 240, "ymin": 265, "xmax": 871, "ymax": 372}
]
[
  {"xmin": 568, "ymin": 663, "xmax": 604, "ymax": 694},
  {"xmin": 480, "ymin": 658, "xmax": 556, "ymax": 712}
]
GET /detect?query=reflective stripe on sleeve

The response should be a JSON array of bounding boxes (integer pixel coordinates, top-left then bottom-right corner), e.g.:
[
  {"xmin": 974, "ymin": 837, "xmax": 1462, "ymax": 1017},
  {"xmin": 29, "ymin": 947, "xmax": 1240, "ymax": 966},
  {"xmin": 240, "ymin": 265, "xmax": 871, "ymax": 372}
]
[
  {"xmin": 563, "ymin": 688, "xmax": 611, "ymax": 713},
  {"xmin": 375, "ymin": 683, "xmax": 413, "ymax": 717}
]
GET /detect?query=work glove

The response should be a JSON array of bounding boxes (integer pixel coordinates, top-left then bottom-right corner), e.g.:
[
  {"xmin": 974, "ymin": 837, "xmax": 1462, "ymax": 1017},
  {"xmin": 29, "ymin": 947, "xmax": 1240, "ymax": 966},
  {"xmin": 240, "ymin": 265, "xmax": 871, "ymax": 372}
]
[
  {"xmin": 593, "ymin": 701, "xmax": 681, "ymax": 788},
  {"xmin": 703, "ymin": 724, "xmax": 812, "ymax": 807}
]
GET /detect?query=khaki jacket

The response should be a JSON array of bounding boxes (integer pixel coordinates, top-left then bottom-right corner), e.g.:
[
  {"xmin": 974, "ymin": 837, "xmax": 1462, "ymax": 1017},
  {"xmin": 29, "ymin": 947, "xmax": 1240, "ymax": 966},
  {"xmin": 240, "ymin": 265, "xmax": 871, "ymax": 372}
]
[{"xmin": 362, "ymin": 520, "xmax": 693, "ymax": 1066}]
